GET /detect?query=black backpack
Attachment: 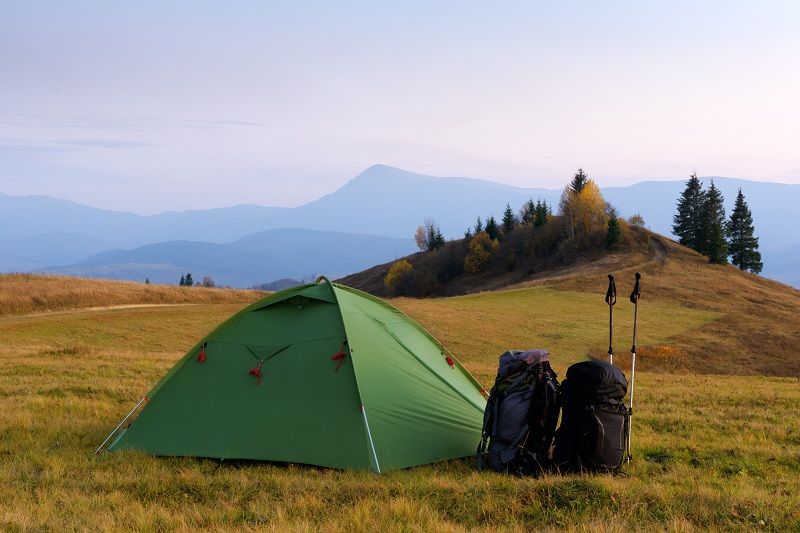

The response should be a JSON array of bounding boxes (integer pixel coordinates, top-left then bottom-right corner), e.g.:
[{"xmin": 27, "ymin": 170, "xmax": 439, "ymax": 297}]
[
  {"xmin": 552, "ymin": 360, "xmax": 630, "ymax": 473},
  {"xmin": 477, "ymin": 350, "xmax": 560, "ymax": 475}
]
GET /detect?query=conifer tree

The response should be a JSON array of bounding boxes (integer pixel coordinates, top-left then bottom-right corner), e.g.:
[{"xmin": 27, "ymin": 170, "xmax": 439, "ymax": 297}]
[
  {"xmin": 501, "ymin": 203, "xmax": 517, "ymax": 236},
  {"xmin": 727, "ymin": 189, "xmax": 763, "ymax": 273},
  {"xmin": 485, "ymin": 216, "xmax": 499, "ymax": 241},
  {"xmin": 179, "ymin": 274, "xmax": 186, "ymax": 286},
  {"xmin": 426, "ymin": 222, "xmax": 437, "ymax": 251},
  {"xmin": 473, "ymin": 216, "xmax": 483, "ymax": 235},
  {"xmin": 570, "ymin": 168, "xmax": 588, "ymax": 193},
  {"xmin": 185, "ymin": 273, "xmax": 194, "ymax": 286},
  {"xmin": 699, "ymin": 180, "xmax": 727, "ymax": 264},
  {"xmin": 534, "ymin": 200, "xmax": 549, "ymax": 227},
  {"xmin": 434, "ymin": 227, "xmax": 445, "ymax": 249},
  {"xmin": 606, "ymin": 210, "xmax": 621, "ymax": 247},
  {"xmin": 520, "ymin": 199, "xmax": 536, "ymax": 224},
  {"xmin": 672, "ymin": 173, "xmax": 705, "ymax": 251},
  {"xmin": 145, "ymin": 277, "xmax": 150, "ymax": 284}
]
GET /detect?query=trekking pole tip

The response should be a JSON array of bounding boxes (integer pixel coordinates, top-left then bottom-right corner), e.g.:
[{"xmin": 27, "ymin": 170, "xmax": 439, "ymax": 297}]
[{"xmin": 635, "ymin": 272, "xmax": 641, "ymax": 280}]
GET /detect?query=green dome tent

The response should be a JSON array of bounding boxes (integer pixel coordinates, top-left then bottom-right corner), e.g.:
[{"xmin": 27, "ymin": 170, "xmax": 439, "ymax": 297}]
[{"xmin": 104, "ymin": 278, "xmax": 487, "ymax": 472}]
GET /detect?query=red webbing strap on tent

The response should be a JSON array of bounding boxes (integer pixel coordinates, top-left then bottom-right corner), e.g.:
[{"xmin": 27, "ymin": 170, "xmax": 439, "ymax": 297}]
[
  {"xmin": 197, "ymin": 342, "xmax": 207, "ymax": 363},
  {"xmin": 331, "ymin": 339, "xmax": 347, "ymax": 371},
  {"xmin": 249, "ymin": 361, "xmax": 264, "ymax": 384}
]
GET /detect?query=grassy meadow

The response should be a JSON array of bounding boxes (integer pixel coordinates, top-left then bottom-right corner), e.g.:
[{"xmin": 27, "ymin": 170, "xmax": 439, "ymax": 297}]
[
  {"xmin": 1, "ymin": 275, "xmax": 798, "ymax": 531},
  {"xmin": 0, "ymin": 273, "xmax": 259, "ymax": 315}
]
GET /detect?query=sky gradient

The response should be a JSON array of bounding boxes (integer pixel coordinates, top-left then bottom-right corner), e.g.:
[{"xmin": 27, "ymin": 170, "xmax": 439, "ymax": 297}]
[{"xmin": 2, "ymin": 1, "xmax": 799, "ymax": 213}]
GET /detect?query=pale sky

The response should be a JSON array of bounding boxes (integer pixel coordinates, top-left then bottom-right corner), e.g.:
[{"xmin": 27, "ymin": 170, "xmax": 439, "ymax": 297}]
[{"xmin": 1, "ymin": 1, "xmax": 799, "ymax": 213}]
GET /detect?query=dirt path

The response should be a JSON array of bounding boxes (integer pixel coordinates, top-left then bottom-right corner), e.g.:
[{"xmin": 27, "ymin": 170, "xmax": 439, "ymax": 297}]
[{"xmin": 18, "ymin": 303, "xmax": 200, "ymax": 319}]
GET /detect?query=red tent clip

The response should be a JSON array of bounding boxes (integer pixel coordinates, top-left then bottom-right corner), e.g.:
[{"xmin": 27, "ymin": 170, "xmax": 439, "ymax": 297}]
[
  {"xmin": 331, "ymin": 351, "xmax": 346, "ymax": 371},
  {"xmin": 331, "ymin": 340, "xmax": 347, "ymax": 372},
  {"xmin": 249, "ymin": 363, "xmax": 263, "ymax": 384},
  {"xmin": 445, "ymin": 356, "xmax": 455, "ymax": 368},
  {"xmin": 197, "ymin": 346, "xmax": 206, "ymax": 363}
]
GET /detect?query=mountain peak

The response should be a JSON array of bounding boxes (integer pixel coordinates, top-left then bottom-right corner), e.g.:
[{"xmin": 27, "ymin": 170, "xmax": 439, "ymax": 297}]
[{"xmin": 352, "ymin": 164, "xmax": 418, "ymax": 182}]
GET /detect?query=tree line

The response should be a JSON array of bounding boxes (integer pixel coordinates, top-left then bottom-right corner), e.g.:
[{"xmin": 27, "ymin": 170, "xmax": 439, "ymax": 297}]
[
  {"xmin": 178, "ymin": 273, "xmax": 217, "ymax": 287},
  {"xmin": 385, "ymin": 169, "xmax": 645, "ymax": 295},
  {"xmin": 672, "ymin": 174, "xmax": 762, "ymax": 273}
]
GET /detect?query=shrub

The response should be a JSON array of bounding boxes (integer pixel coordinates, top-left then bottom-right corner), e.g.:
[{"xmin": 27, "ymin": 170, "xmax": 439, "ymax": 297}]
[
  {"xmin": 464, "ymin": 232, "xmax": 496, "ymax": 274},
  {"xmin": 628, "ymin": 213, "xmax": 645, "ymax": 227},
  {"xmin": 384, "ymin": 260, "xmax": 413, "ymax": 295}
]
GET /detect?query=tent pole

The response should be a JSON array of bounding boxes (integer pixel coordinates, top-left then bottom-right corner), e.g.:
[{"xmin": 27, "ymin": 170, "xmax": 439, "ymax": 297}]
[
  {"xmin": 94, "ymin": 396, "xmax": 147, "ymax": 454},
  {"xmin": 361, "ymin": 404, "xmax": 381, "ymax": 474}
]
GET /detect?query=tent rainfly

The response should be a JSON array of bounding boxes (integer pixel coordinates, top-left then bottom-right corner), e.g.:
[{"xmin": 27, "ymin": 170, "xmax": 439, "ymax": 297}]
[{"xmin": 103, "ymin": 277, "xmax": 487, "ymax": 472}]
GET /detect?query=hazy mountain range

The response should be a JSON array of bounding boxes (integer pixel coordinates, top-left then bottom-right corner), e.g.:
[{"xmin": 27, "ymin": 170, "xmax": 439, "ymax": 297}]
[{"xmin": 2, "ymin": 164, "xmax": 797, "ymax": 287}]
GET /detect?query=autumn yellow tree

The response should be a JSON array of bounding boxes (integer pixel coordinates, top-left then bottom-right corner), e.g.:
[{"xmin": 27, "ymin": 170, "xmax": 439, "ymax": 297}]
[
  {"xmin": 464, "ymin": 232, "xmax": 498, "ymax": 274},
  {"xmin": 384, "ymin": 260, "xmax": 413, "ymax": 294},
  {"xmin": 559, "ymin": 178, "xmax": 608, "ymax": 248}
]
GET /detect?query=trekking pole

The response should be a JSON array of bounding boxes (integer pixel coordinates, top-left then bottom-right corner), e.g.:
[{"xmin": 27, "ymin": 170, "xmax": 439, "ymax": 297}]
[
  {"xmin": 605, "ymin": 274, "xmax": 616, "ymax": 365},
  {"xmin": 627, "ymin": 272, "xmax": 642, "ymax": 463}
]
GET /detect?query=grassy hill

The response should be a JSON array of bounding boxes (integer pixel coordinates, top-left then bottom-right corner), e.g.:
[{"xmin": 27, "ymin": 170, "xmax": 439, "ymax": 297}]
[
  {"xmin": 343, "ymin": 230, "xmax": 800, "ymax": 378},
  {"xmin": 0, "ymin": 273, "xmax": 262, "ymax": 315},
  {"xmin": 0, "ymin": 268, "xmax": 798, "ymax": 530}
]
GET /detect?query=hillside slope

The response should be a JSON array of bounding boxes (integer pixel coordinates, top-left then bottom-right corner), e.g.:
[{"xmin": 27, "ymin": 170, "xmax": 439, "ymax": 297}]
[
  {"xmin": 342, "ymin": 230, "xmax": 800, "ymax": 377},
  {"xmin": 0, "ymin": 273, "xmax": 263, "ymax": 315}
]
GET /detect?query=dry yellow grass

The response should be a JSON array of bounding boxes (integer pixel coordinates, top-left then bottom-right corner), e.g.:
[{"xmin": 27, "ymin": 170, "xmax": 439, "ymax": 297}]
[
  {"xmin": 1, "ymin": 253, "xmax": 799, "ymax": 530},
  {"xmin": 0, "ymin": 273, "xmax": 263, "ymax": 315},
  {"xmin": 342, "ymin": 230, "xmax": 800, "ymax": 377},
  {"xmin": 0, "ymin": 302, "xmax": 797, "ymax": 531},
  {"xmin": 549, "ymin": 234, "xmax": 800, "ymax": 376}
]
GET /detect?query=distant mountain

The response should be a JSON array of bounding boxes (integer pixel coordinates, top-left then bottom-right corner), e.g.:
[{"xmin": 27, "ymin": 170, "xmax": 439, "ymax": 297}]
[
  {"xmin": 1, "ymin": 166, "xmax": 559, "ymax": 242},
  {"xmin": 42, "ymin": 228, "xmax": 416, "ymax": 287},
  {"xmin": 4, "ymin": 165, "xmax": 799, "ymax": 286},
  {"xmin": 0, "ymin": 232, "xmax": 113, "ymax": 271}
]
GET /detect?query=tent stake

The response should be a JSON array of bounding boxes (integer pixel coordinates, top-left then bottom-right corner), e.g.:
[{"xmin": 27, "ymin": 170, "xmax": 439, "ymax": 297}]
[{"xmin": 95, "ymin": 396, "xmax": 147, "ymax": 454}]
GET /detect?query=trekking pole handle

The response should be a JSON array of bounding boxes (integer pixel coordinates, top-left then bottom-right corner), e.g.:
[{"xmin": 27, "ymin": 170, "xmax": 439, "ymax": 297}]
[
  {"xmin": 629, "ymin": 272, "xmax": 641, "ymax": 304},
  {"xmin": 605, "ymin": 274, "xmax": 616, "ymax": 306},
  {"xmin": 606, "ymin": 274, "xmax": 616, "ymax": 359},
  {"xmin": 630, "ymin": 273, "xmax": 641, "ymax": 355}
]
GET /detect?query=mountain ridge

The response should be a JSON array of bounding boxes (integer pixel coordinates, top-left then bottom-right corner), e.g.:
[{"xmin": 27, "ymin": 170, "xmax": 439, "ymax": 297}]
[{"xmin": 3, "ymin": 165, "xmax": 798, "ymax": 286}]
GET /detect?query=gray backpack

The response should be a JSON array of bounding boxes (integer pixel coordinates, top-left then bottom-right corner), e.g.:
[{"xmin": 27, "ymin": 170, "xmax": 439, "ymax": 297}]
[{"xmin": 476, "ymin": 349, "xmax": 560, "ymax": 475}]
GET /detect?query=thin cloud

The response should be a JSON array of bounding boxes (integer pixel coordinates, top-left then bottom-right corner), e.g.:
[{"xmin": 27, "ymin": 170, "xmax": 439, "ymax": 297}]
[
  {"xmin": 58, "ymin": 140, "xmax": 156, "ymax": 148},
  {"xmin": 0, "ymin": 110, "xmax": 264, "ymax": 132}
]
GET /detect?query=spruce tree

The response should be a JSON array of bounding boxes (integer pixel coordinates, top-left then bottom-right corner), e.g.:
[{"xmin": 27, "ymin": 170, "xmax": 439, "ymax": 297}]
[
  {"xmin": 473, "ymin": 216, "xmax": 483, "ymax": 235},
  {"xmin": 520, "ymin": 199, "xmax": 535, "ymax": 224},
  {"xmin": 179, "ymin": 274, "xmax": 186, "ymax": 286},
  {"xmin": 434, "ymin": 228, "xmax": 445, "ymax": 249},
  {"xmin": 485, "ymin": 216, "xmax": 499, "ymax": 241},
  {"xmin": 699, "ymin": 180, "xmax": 727, "ymax": 264},
  {"xmin": 570, "ymin": 168, "xmax": 588, "ymax": 193},
  {"xmin": 534, "ymin": 200, "xmax": 548, "ymax": 227},
  {"xmin": 185, "ymin": 273, "xmax": 194, "ymax": 286},
  {"xmin": 426, "ymin": 223, "xmax": 437, "ymax": 251},
  {"xmin": 145, "ymin": 277, "xmax": 150, "ymax": 284},
  {"xmin": 672, "ymin": 173, "xmax": 704, "ymax": 251},
  {"xmin": 606, "ymin": 210, "xmax": 621, "ymax": 246},
  {"xmin": 727, "ymin": 189, "xmax": 763, "ymax": 273},
  {"xmin": 501, "ymin": 203, "xmax": 517, "ymax": 235}
]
